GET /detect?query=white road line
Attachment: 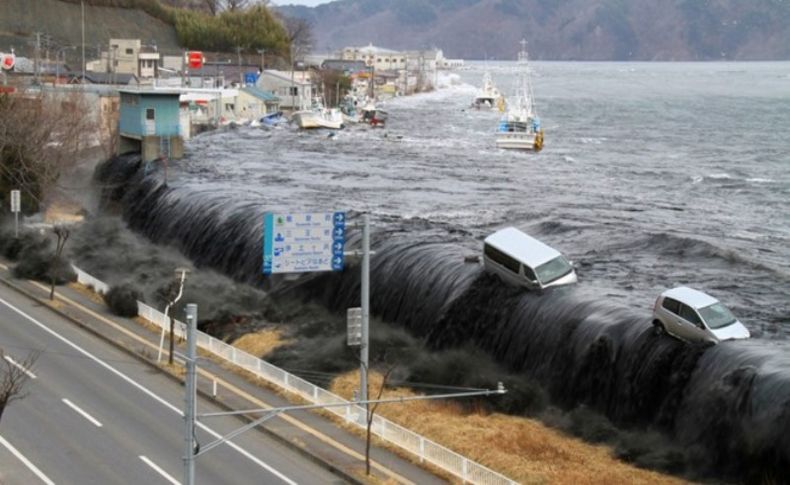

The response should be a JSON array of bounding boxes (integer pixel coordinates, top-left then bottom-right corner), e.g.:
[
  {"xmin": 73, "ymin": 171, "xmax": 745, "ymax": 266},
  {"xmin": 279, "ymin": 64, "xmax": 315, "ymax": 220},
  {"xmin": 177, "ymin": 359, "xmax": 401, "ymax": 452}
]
[
  {"xmin": 3, "ymin": 355, "xmax": 37, "ymax": 379},
  {"xmin": 0, "ymin": 434, "xmax": 56, "ymax": 485},
  {"xmin": 61, "ymin": 398, "xmax": 103, "ymax": 428},
  {"xmin": 139, "ymin": 455, "xmax": 180, "ymax": 485},
  {"xmin": 0, "ymin": 296, "xmax": 297, "ymax": 485}
]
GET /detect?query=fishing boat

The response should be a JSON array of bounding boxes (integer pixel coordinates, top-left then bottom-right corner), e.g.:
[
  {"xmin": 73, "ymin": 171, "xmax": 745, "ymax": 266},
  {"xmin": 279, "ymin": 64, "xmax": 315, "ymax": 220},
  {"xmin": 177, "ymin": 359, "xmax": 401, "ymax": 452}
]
[
  {"xmin": 291, "ymin": 99, "xmax": 345, "ymax": 130},
  {"xmin": 495, "ymin": 40, "xmax": 544, "ymax": 152},
  {"xmin": 360, "ymin": 103, "xmax": 388, "ymax": 127},
  {"xmin": 472, "ymin": 71, "xmax": 504, "ymax": 109},
  {"xmin": 260, "ymin": 111, "xmax": 286, "ymax": 127}
]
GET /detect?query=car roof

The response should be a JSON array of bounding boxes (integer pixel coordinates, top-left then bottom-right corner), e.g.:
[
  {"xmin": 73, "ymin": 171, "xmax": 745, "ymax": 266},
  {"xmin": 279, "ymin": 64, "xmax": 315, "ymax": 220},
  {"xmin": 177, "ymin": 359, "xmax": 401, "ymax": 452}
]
[
  {"xmin": 484, "ymin": 227, "xmax": 562, "ymax": 267},
  {"xmin": 662, "ymin": 286, "xmax": 720, "ymax": 309}
]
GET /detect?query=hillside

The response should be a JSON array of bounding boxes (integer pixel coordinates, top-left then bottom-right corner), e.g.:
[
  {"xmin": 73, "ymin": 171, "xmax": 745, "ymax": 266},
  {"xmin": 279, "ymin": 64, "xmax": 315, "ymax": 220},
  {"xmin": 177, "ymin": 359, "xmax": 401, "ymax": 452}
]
[
  {"xmin": 277, "ymin": 0, "xmax": 790, "ymax": 61},
  {"xmin": 0, "ymin": 0, "xmax": 181, "ymax": 62}
]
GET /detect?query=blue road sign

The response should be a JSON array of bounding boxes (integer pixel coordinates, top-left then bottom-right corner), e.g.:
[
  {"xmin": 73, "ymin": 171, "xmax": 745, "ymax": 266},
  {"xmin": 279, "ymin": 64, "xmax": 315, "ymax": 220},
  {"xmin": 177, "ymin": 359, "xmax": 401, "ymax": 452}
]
[{"xmin": 263, "ymin": 211, "xmax": 346, "ymax": 275}]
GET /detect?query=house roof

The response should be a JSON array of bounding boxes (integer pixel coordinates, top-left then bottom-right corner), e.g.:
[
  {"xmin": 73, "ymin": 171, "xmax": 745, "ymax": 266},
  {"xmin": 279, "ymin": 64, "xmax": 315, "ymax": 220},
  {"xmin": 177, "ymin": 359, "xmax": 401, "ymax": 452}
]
[
  {"xmin": 241, "ymin": 86, "xmax": 279, "ymax": 102},
  {"xmin": 259, "ymin": 70, "xmax": 311, "ymax": 85},
  {"xmin": 83, "ymin": 72, "xmax": 138, "ymax": 85},
  {"xmin": 322, "ymin": 59, "xmax": 368, "ymax": 72},
  {"xmin": 346, "ymin": 43, "xmax": 399, "ymax": 55},
  {"xmin": 119, "ymin": 88, "xmax": 182, "ymax": 97}
]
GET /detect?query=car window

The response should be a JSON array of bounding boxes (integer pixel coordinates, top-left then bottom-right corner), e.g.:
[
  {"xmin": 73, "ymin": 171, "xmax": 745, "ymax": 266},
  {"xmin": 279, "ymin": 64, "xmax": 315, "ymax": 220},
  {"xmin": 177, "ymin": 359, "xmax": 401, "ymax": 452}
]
[
  {"xmin": 662, "ymin": 297, "xmax": 680, "ymax": 314},
  {"xmin": 534, "ymin": 256, "xmax": 573, "ymax": 284},
  {"xmin": 522, "ymin": 264, "xmax": 537, "ymax": 281},
  {"xmin": 698, "ymin": 303, "xmax": 737, "ymax": 329},
  {"xmin": 679, "ymin": 304, "xmax": 703, "ymax": 327},
  {"xmin": 484, "ymin": 244, "xmax": 520, "ymax": 274}
]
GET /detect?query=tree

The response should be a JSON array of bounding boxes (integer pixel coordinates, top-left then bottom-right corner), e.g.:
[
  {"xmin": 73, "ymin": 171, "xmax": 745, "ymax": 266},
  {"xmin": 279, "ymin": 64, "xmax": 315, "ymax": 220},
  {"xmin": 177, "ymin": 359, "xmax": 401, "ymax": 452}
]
[
  {"xmin": 282, "ymin": 15, "xmax": 314, "ymax": 50},
  {"xmin": 49, "ymin": 226, "xmax": 70, "ymax": 301},
  {"xmin": 0, "ymin": 92, "xmax": 96, "ymax": 214},
  {"xmin": 0, "ymin": 350, "xmax": 39, "ymax": 424}
]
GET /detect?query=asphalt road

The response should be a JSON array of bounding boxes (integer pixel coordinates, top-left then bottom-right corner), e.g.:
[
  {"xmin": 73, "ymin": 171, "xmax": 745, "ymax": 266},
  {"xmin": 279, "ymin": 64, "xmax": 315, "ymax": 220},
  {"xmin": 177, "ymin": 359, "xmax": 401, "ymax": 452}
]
[{"xmin": 0, "ymin": 286, "xmax": 346, "ymax": 485}]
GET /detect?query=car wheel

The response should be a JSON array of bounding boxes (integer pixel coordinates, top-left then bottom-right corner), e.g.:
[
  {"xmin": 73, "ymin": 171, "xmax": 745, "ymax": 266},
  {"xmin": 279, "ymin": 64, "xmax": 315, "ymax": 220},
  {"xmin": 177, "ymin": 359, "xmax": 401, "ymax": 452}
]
[{"xmin": 653, "ymin": 320, "xmax": 666, "ymax": 336}]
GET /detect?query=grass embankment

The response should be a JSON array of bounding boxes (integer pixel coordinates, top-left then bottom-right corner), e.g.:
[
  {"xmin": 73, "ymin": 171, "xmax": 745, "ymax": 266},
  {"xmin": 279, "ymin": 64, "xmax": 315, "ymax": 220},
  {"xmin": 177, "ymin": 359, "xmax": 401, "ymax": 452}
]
[
  {"xmin": 58, "ymin": 0, "xmax": 289, "ymax": 54},
  {"xmin": 231, "ymin": 331, "xmax": 682, "ymax": 484},
  {"xmin": 331, "ymin": 373, "xmax": 683, "ymax": 485}
]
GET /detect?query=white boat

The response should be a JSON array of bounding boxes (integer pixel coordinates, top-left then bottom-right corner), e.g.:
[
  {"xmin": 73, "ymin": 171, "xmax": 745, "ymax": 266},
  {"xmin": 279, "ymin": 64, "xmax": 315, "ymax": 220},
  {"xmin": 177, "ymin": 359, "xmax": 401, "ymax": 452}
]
[
  {"xmin": 360, "ymin": 103, "xmax": 388, "ymax": 127},
  {"xmin": 495, "ymin": 40, "xmax": 544, "ymax": 152},
  {"xmin": 472, "ymin": 71, "xmax": 504, "ymax": 109},
  {"xmin": 291, "ymin": 100, "xmax": 345, "ymax": 130}
]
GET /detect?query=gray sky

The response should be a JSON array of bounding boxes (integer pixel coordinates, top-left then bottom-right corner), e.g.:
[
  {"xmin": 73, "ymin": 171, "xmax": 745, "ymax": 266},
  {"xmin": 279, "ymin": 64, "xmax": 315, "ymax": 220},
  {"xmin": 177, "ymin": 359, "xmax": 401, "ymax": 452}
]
[{"xmin": 271, "ymin": 0, "xmax": 334, "ymax": 6}]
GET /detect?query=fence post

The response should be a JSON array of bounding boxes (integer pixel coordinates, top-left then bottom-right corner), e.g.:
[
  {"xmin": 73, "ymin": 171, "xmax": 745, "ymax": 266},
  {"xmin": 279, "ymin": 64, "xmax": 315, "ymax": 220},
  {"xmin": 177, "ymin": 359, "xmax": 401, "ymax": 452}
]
[
  {"xmin": 419, "ymin": 436, "xmax": 425, "ymax": 463},
  {"xmin": 462, "ymin": 458, "xmax": 468, "ymax": 483}
]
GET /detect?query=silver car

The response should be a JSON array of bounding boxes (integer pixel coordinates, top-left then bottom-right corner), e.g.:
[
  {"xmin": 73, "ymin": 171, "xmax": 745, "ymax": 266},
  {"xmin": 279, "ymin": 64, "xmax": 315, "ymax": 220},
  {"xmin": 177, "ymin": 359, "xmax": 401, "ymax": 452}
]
[{"xmin": 652, "ymin": 286, "xmax": 750, "ymax": 343}]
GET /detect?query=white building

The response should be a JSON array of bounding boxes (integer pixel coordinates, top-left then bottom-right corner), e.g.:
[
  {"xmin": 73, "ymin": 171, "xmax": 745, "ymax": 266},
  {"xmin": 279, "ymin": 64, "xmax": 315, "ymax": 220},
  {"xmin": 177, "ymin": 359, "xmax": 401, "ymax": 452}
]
[
  {"xmin": 86, "ymin": 39, "xmax": 160, "ymax": 80},
  {"xmin": 256, "ymin": 70, "xmax": 313, "ymax": 111}
]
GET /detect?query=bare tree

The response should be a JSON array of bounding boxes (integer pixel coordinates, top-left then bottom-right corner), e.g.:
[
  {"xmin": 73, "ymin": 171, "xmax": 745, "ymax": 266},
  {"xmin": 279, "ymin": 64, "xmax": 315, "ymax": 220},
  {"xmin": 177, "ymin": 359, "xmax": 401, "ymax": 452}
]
[
  {"xmin": 282, "ymin": 16, "xmax": 314, "ymax": 49},
  {"xmin": 0, "ymin": 350, "xmax": 39, "ymax": 424},
  {"xmin": 49, "ymin": 226, "xmax": 70, "ymax": 301},
  {"xmin": 0, "ymin": 92, "xmax": 96, "ymax": 213},
  {"xmin": 364, "ymin": 364, "xmax": 396, "ymax": 476},
  {"xmin": 225, "ymin": 0, "xmax": 249, "ymax": 11},
  {"xmin": 203, "ymin": 0, "xmax": 220, "ymax": 15}
]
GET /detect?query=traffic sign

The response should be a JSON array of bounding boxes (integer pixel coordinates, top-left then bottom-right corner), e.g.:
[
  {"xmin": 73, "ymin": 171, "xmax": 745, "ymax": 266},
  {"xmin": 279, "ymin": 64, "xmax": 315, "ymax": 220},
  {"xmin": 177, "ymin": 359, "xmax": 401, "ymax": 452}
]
[
  {"xmin": 10, "ymin": 190, "xmax": 20, "ymax": 213},
  {"xmin": 347, "ymin": 307, "xmax": 362, "ymax": 346},
  {"xmin": 263, "ymin": 211, "xmax": 346, "ymax": 275},
  {"xmin": 187, "ymin": 51, "xmax": 204, "ymax": 69},
  {"xmin": 1, "ymin": 53, "xmax": 15, "ymax": 70}
]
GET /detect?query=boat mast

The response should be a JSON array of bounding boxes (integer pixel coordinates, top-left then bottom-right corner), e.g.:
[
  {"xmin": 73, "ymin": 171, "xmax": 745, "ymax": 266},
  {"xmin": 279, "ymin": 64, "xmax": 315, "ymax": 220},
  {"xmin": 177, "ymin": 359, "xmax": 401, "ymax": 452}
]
[{"xmin": 517, "ymin": 38, "xmax": 536, "ymax": 117}]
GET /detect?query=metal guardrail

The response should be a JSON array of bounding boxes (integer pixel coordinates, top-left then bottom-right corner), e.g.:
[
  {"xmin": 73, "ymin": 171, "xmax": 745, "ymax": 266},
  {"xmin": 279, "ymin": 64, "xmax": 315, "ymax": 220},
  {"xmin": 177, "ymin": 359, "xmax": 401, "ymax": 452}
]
[{"xmin": 72, "ymin": 266, "xmax": 518, "ymax": 485}]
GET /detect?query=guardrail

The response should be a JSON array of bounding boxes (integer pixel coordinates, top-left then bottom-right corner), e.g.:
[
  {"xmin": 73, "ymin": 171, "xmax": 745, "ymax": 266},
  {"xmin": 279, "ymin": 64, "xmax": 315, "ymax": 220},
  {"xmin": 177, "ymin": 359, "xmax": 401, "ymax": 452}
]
[{"xmin": 72, "ymin": 266, "xmax": 518, "ymax": 485}]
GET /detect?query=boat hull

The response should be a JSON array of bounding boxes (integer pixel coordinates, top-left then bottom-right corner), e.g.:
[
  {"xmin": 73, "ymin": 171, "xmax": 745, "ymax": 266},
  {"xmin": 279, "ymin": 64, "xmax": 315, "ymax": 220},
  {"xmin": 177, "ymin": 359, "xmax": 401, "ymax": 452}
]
[
  {"xmin": 292, "ymin": 110, "xmax": 344, "ymax": 130},
  {"xmin": 495, "ymin": 131, "xmax": 544, "ymax": 151}
]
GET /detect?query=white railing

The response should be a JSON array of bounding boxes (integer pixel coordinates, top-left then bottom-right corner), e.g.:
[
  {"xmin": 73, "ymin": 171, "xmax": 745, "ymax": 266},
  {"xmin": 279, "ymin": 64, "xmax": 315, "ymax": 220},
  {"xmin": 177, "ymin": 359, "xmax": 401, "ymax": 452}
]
[
  {"xmin": 71, "ymin": 265, "xmax": 111, "ymax": 295},
  {"xmin": 72, "ymin": 266, "xmax": 518, "ymax": 485}
]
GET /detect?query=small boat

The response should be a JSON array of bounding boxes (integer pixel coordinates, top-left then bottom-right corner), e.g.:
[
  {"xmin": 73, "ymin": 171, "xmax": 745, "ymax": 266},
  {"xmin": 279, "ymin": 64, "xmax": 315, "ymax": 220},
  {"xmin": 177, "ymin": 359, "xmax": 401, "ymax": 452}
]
[
  {"xmin": 495, "ymin": 40, "xmax": 544, "ymax": 152},
  {"xmin": 260, "ymin": 111, "xmax": 286, "ymax": 127},
  {"xmin": 361, "ymin": 103, "xmax": 388, "ymax": 127},
  {"xmin": 291, "ymin": 100, "xmax": 345, "ymax": 130},
  {"xmin": 472, "ymin": 71, "xmax": 504, "ymax": 110}
]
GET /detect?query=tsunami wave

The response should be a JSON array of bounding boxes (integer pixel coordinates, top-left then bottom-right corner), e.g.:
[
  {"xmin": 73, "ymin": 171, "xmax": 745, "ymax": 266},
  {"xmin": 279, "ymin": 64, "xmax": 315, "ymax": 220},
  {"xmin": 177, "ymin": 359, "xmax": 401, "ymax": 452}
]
[{"xmin": 95, "ymin": 154, "xmax": 790, "ymax": 481}]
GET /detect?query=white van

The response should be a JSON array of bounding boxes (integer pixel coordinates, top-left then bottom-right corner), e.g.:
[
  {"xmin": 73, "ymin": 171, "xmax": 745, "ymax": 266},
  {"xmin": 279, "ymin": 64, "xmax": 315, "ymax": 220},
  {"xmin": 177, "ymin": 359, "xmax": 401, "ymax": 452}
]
[
  {"xmin": 483, "ymin": 227, "xmax": 578, "ymax": 290},
  {"xmin": 653, "ymin": 287, "xmax": 750, "ymax": 343}
]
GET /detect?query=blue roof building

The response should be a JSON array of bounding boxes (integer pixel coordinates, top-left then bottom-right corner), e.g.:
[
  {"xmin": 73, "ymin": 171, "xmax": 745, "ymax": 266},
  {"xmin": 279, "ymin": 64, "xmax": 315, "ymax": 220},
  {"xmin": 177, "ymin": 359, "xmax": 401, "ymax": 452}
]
[{"xmin": 118, "ymin": 89, "xmax": 184, "ymax": 162}]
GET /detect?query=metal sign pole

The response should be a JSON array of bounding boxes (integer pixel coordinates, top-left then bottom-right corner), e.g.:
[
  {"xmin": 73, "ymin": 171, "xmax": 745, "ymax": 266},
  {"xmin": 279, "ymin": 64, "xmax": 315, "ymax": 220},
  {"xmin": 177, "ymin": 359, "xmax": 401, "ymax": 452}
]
[
  {"xmin": 184, "ymin": 304, "xmax": 197, "ymax": 485},
  {"xmin": 10, "ymin": 190, "xmax": 20, "ymax": 238},
  {"xmin": 360, "ymin": 213, "xmax": 370, "ymax": 420}
]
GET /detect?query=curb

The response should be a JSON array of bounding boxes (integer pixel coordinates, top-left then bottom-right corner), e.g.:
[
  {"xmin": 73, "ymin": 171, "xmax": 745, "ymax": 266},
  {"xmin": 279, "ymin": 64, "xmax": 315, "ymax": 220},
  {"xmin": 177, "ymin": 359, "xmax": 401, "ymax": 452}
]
[{"xmin": 0, "ymin": 274, "xmax": 365, "ymax": 485}]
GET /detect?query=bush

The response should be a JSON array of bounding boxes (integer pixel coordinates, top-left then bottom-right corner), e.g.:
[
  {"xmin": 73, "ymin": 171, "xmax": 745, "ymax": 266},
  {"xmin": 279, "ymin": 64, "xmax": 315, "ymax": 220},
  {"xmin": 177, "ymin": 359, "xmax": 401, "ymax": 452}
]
[
  {"xmin": 13, "ymin": 253, "xmax": 76, "ymax": 285},
  {"xmin": 104, "ymin": 284, "xmax": 144, "ymax": 317}
]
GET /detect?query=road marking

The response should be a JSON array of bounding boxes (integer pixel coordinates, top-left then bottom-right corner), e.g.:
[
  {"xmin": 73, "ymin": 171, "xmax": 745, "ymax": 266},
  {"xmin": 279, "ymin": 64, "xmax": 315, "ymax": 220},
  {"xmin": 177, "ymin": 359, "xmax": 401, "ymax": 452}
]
[
  {"xmin": 3, "ymin": 355, "xmax": 37, "ymax": 379},
  {"xmin": 0, "ymin": 296, "xmax": 298, "ymax": 485},
  {"xmin": 139, "ymin": 455, "xmax": 180, "ymax": 485},
  {"xmin": 61, "ymin": 398, "xmax": 103, "ymax": 428},
  {"xmin": 0, "ymin": 434, "xmax": 56, "ymax": 485},
  {"xmin": 32, "ymin": 284, "xmax": 415, "ymax": 484}
]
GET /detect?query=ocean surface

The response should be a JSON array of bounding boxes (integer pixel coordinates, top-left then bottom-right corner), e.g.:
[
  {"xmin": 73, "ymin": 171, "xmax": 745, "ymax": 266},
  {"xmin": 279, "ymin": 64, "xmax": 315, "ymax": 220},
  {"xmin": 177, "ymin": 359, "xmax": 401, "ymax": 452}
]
[{"xmin": 176, "ymin": 61, "xmax": 790, "ymax": 336}]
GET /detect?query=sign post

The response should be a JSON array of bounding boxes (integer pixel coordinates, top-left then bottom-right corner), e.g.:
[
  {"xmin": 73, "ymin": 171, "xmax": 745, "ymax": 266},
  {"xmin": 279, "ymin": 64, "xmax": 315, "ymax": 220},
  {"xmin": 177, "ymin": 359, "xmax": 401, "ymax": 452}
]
[
  {"xmin": 10, "ymin": 189, "xmax": 20, "ymax": 238},
  {"xmin": 263, "ymin": 212, "xmax": 346, "ymax": 275}
]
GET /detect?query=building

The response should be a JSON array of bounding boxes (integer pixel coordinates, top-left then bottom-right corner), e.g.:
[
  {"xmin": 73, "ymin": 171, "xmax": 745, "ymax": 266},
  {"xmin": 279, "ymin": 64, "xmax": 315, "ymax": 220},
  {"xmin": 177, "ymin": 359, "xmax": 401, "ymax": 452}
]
[
  {"xmin": 237, "ymin": 86, "xmax": 280, "ymax": 120},
  {"xmin": 341, "ymin": 44, "xmax": 406, "ymax": 72},
  {"xmin": 118, "ymin": 89, "xmax": 184, "ymax": 162},
  {"xmin": 321, "ymin": 59, "xmax": 369, "ymax": 76},
  {"xmin": 87, "ymin": 39, "xmax": 160, "ymax": 80},
  {"xmin": 256, "ymin": 70, "xmax": 313, "ymax": 111}
]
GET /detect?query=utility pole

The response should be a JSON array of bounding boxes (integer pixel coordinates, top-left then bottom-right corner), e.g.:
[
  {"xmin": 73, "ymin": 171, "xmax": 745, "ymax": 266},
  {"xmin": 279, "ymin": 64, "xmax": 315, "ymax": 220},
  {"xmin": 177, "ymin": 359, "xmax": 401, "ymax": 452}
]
[
  {"xmin": 290, "ymin": 44, "xmax": 295, "ymax": 112},
  {"xmin": 236, "ymin": 46, "xmax": 243, "ymax": 86},
  {"xmin": 34, "ymin": 32, "xmax": 41, "ymax": 85},
  {"xmin": 257, "ymin": 48, "xmax": 265, "ymax": 72},
  {"xmin": 183, "ymin": 303, "xmax": 197, "ymax": 485},
  {"xmin": 360, "ymin": 213, "xmax": 370, "ymax": 420},
  {"xmin": 81, "ymin": 1, "xmax": 85, "ymax": 82}
]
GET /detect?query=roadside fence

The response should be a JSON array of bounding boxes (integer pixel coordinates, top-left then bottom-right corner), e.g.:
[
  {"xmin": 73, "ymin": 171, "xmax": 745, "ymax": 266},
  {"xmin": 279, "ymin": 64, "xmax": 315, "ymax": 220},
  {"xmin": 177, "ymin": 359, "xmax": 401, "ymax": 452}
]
[{"xmin": 72, "ymin": 265, "xmax": 518, "ymax": 485}]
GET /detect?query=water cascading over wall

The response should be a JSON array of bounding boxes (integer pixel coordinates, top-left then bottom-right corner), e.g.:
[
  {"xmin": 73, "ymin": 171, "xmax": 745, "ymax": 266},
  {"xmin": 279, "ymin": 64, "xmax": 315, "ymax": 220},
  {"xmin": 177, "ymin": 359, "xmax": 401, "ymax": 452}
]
[{"xmin": 96, "ymin": 155, "xmax": 790, "ymax": 481}]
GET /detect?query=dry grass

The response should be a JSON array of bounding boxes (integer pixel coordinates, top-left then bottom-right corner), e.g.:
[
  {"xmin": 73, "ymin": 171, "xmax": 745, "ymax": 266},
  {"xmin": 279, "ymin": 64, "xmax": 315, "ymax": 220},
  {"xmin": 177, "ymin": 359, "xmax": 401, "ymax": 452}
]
[
  {"xmin": 231, "ymin": 329, "xmax": 292, "ymax": 358},
  {"xmin": 69, "ymin": 282, "xmax": 107, "ymax": 305},
  {"xmin": 331, "ymin": 372, "xmax": 685, "ymax": 485}
]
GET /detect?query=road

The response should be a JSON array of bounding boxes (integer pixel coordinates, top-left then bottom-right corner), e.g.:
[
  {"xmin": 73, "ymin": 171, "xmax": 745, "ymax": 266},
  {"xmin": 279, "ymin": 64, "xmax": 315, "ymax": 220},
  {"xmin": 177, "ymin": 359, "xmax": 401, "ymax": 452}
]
[{"xmin": 0, "ymin": 286, "xmax": 346, "ymax": 485}]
